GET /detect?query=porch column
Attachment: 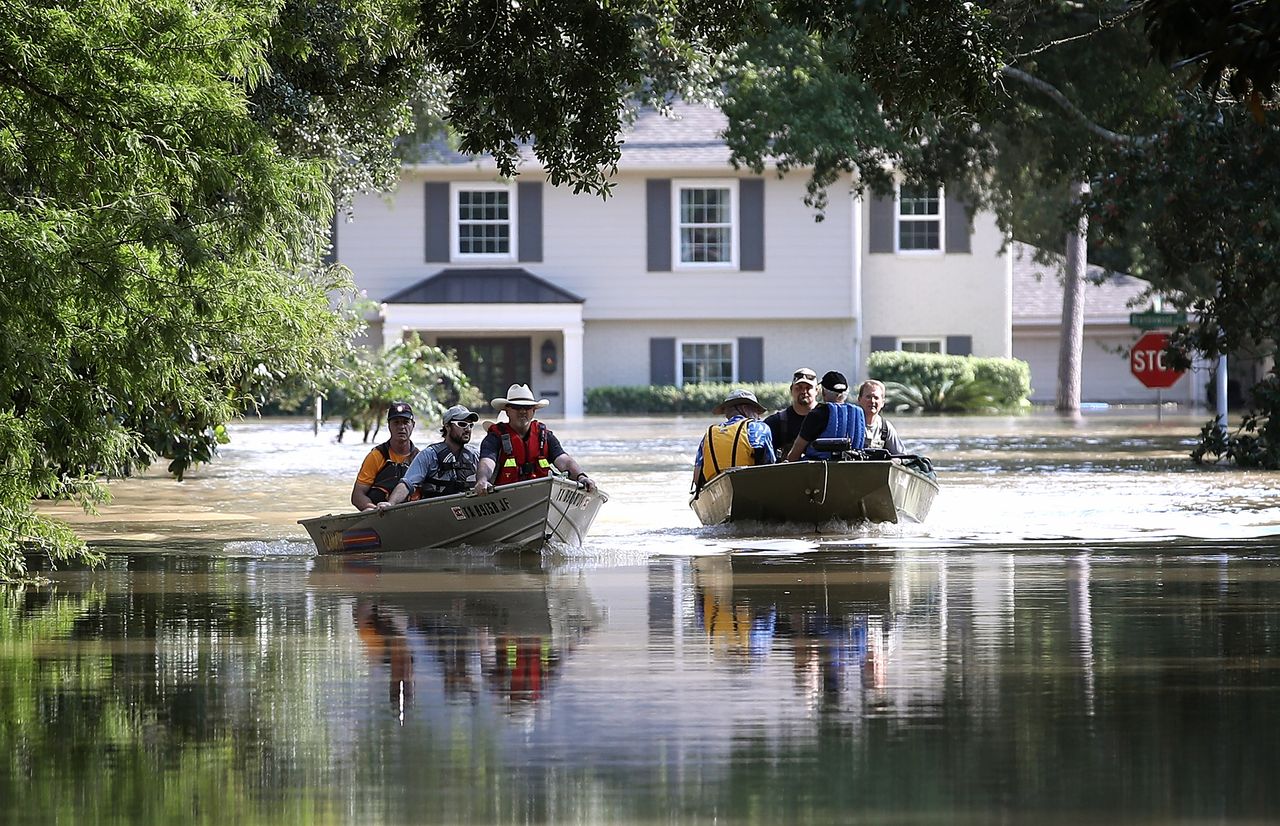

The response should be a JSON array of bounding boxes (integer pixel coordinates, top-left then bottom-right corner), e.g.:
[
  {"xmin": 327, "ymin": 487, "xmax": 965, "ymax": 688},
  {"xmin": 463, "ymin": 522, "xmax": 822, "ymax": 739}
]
[{"xmin": 563, "ymin": 322, "xmax": 585, "ymax": 419}]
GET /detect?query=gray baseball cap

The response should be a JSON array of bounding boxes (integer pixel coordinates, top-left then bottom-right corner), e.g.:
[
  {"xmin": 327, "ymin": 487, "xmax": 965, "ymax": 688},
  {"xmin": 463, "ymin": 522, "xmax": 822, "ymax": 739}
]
[{"xmin": 442, "ymin": 404, "xmax": 480, "ymax": 427}]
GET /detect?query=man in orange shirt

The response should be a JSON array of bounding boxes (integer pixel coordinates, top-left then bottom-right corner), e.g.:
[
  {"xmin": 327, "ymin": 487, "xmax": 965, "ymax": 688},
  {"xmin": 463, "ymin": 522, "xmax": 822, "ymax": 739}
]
[{"xmin": 351, "ymin": 402, "xmax": 420, "ymax": 510}]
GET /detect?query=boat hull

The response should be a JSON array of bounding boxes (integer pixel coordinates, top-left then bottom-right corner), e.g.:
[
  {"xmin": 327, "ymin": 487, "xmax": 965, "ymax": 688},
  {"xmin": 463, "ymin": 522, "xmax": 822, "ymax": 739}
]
[
  {"xmin": 689, "ymin": 460, "xmax": 938, "ymax": 527},
  {"xmin": 300, "ymin": 476, "xmax": 608, "ymax": 554}
]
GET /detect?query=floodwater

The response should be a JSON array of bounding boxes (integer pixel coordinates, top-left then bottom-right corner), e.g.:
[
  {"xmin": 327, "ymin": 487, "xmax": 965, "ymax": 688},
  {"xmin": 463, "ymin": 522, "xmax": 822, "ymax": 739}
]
[{"xmin": 7, "ymin": 413, "xmax": 1280, "ymax": 824}]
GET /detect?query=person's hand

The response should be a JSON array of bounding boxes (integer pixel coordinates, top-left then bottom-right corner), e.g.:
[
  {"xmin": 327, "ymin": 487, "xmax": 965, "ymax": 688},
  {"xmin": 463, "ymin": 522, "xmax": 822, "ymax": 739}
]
[
  {"xmin": 474, "ymin": 480, "xmax": 494, "ymax": 496},
  {"xmin": 577, "ymin": 474, "xmax": 597, "ymax": 493},
  {"xmin": 375, "ymin": 501, "xmax": 391, "ymax": 510}
]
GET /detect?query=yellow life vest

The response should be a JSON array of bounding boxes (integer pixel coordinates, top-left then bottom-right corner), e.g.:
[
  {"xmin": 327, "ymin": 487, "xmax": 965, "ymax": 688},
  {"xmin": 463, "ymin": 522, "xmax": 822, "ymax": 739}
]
[{"xmin": 699, "ymin": 418, "xmax": 756, "ymax": 484}]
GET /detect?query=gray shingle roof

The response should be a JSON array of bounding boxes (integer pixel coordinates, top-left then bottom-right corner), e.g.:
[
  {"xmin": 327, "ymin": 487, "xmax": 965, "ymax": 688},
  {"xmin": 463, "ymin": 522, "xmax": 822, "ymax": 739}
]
[
  {"xmin": 405, "ymin": 101, "xmax": 733, "ymax": 171},
  {"xmin": 383, "ymin": 268, "xmax": 584, "ymax": 304},
  {"xmin": 1012, "ymin": 242, "xmax": 1153, "ymax": 325}
]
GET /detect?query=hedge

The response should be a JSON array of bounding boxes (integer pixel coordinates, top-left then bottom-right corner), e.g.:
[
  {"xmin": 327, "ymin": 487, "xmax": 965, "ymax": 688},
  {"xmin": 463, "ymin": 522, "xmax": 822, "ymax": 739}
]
[
  {"xmin": 866, "ymin": 351, "xmax": 1031, "ymax": 411},
  {"xmin": 586, "ymin": 382, "xmax": 793, "ymax": 414}
]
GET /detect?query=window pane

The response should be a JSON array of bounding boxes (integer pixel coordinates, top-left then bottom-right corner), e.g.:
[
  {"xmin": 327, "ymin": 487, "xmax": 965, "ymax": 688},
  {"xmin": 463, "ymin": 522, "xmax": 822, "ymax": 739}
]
[
  {"xmin": 900, "ymin": 340, "xmax": 942, "ymax": 354},
  {"xmin": 678, "ymin": 187, "xmax": 732, "ymax": 263},
  {"xmin": 899, "ymin": 185, "xmax": 939, "ymax": 216},
  {"xmin": 899, "ymin": 220, "xmax": 940, "ymax": 251},
  {"xmin": 457, "ymin": 189, "xmax": 511, "ymax": 254},
  {"xmin": 681, "ymin": 342, "xmax": 733, "ymax": 384}
]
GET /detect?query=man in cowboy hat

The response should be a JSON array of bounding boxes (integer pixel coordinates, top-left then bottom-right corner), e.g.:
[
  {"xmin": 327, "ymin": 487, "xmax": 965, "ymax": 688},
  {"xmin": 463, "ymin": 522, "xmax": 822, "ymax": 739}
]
[
  {"xmin": 473, "ymin": 383, "xmax": 598, "ymax": 495},
  {"xmin": 785, "ymin": 371, "xmax": 866, "ymax": 461},
  {"xmin": 692, "ymin": 388, "xmax": 777, "ymax": 493},
  {"xmin": 764, "ymin": 367, "xmax": 819, "ymax": 458},
  {"xmin": 382, "ymin": 404, "xmax": 482, "ymax": 505},
  {"xmin": 351, "ymin": 401, "xmax": 420, "ymax": 510}
]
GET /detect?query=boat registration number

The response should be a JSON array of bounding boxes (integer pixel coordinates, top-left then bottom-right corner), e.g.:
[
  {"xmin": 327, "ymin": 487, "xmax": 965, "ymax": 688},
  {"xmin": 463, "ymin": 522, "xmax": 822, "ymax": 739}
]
[{"xmin": 450, "ymin": 498, "xmax": 511, "ymax": 520}]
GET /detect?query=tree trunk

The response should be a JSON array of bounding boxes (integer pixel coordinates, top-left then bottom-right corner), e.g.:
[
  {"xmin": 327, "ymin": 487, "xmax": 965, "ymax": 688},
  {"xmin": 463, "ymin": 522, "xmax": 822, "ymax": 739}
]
[{"xmin": 1056, "ymin": 180, "xmax": 1089, "ymax": 414}]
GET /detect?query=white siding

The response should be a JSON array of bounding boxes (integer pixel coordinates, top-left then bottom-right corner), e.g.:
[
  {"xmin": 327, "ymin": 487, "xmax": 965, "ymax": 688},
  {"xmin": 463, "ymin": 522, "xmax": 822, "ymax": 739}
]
[
  {"xmin": 860, "ymin": 202, "xmax": 1012, "ymax": 358},
  {"xmin": 1014, "ymin": 327, "xmax": 1198, "ymax": 405},
  {"xmin": 584, "ymin": 319, "xmax": 856, "ymax": 389}
]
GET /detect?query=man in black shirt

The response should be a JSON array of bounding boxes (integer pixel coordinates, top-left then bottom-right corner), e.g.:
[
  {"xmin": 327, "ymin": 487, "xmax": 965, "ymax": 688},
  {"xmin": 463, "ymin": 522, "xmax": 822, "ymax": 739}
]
[{"xmin": 764, "ymin": 367, "xmax": 818, "ymax": 458}]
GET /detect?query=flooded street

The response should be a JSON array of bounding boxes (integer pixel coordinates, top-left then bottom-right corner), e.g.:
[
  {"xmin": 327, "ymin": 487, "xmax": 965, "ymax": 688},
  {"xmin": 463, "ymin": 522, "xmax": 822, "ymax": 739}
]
[{"xmin": 7, "ymin": 413, "xmax": 1280, "ymax": 823}]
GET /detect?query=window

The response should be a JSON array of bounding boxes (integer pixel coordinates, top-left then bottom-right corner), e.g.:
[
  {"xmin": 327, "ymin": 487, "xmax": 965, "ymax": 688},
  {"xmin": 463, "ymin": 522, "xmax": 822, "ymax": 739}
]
[
  {"xmin": 674, "ymin": 180, "xmax": 738, "ymax": 268},
  {"xmin": 451, "ymin": 183, "xmax": 516, "ymax": 260},
  {"xmin": 900, "ymin": 339, "xmax": 944, "ymax": 354},
  {"xmin": 680, "ymin": 341, "xmax": 735, "ymax": 385},
  {"xmin": 897, "ymin": 184, "xmax": 944, "ymax": 252}
]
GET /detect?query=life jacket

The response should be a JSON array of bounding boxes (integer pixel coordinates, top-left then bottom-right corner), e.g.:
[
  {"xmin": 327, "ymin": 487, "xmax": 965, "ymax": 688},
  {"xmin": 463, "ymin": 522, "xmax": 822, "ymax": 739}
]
[
  {"xmin": 416, "ymin": 442, "xmax": 479, "ymax": 498},
  {"xmin": 492, "ymin": 421, "xmax": 551, "ymax": 486},
  {"xmin": 368, "ymin": 440, "xmax": 419, "ymax": 502},
  {"xmin": 803, "ymin": 403, "xmax": 866, "ymax": 459},
  {"xmin": 698, "ymin": 418, "xmax": 756, "ymax": 486}
]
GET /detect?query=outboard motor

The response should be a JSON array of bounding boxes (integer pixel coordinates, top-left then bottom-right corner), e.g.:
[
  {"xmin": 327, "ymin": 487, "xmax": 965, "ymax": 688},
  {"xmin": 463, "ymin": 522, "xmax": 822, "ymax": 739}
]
[{"xmin": 811, "ymin": 438, "xmax": 857, "ymax": 461}]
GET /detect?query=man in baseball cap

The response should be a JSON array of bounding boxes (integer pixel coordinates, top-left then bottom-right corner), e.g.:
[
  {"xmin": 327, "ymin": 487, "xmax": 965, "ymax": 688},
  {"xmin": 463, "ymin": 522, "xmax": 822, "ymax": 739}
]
[
  {"xmin": 765, "ymin": 367, "xmax": 819, "ymax": 457},
  {"xmin": 785, "ymin": 370, "xmax": 866, "ymax": 462},
  {"xmin": 351, "ymin": 401, "xmax": 419, "ymax": 510},
  {"xmin": 385, "ymin": 404, "xmax": 483, "ymax": 505}
]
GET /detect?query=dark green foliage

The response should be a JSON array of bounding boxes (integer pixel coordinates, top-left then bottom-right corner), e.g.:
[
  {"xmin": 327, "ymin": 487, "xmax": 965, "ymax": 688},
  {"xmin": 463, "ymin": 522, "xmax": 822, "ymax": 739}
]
[
  {"xmin": 1143, "ymin": 0, "xmax": 1280, "ymax": 102},
  {"xmin": 586, "ymin": 384, "xmax": 792, "ymax": 415},
  {"xmin": 1191, "ymin": 374, "xmax": 1280, "ymax": 469},
  {"xmin": 868, "ymin": 352, "xmax": 1031, "ymax": 413},
  {"xmin": 319, "ymin": 336, "xmax": 483, "ymax": 443}
]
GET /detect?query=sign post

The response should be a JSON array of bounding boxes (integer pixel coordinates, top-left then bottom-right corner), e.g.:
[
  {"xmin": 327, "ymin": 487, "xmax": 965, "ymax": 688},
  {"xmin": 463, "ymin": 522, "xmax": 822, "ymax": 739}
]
[{"xmin": 1130, "ymin": 331, "xmax": 1186, "ymax": 421}]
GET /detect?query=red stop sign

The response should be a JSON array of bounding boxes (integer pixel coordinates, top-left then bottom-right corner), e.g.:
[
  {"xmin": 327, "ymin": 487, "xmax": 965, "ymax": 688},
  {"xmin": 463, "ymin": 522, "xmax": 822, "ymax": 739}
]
[{"xmin": 1130, "ymin": 331, "xmax": 1185, "ymax": 389}]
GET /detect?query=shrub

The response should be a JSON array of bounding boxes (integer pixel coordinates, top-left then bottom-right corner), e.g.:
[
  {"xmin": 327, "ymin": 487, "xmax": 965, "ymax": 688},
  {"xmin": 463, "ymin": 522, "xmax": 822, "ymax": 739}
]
[
  {"xmin": 867, "ymin": 351, "xmax": 1031, "ymax": 413},
  {"xmin": 586, "ymin": 383, "xmax": 792, "ymax": 414}
]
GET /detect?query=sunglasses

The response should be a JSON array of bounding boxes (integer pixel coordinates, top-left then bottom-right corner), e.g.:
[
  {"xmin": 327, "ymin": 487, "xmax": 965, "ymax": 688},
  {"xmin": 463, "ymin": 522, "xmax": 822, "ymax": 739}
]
[
  {"xmin": 793, "ymin": 371, "xmax": 817, "ymax": 381},
  {"xmin": 450, "ymin": 421, "xmax": 474, "ymax": 429}
]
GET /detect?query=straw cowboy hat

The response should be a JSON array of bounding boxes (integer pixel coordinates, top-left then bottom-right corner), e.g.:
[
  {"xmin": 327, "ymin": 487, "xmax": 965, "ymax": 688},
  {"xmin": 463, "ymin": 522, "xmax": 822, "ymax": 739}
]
[
  {"xmin": 490, "ymin": 383, "xmax": 550, "ymax": 412},
  {"xmin": 712, "ymin": 388, "xmax": 767, "ymax": 417}
]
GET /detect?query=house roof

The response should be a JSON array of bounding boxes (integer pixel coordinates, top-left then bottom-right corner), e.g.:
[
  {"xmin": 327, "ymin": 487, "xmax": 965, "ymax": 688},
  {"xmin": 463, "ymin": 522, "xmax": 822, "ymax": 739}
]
[
  {"xmin": 405, "ymin": 101, "xmax": 734, "ymax": 171},
  {"xmin": 382, "ymin": 268, "xmax": 585, "ymax": 304},
  {"xmin": 1012, "ymin": 242, "xmax": 1153, "ymax": 325}
]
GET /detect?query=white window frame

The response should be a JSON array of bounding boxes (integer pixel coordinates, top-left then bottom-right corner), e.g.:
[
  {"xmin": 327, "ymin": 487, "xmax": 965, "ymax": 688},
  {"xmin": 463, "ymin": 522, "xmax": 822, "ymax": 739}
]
[
  {"xmin": 450, "ymin": 181, "xmax": 518, "ymax": 262},
  {"xmin": 898, "ymin": 338, "xmax": 946, "ymax": 354},
  {"xmin": 677, "ymin": 339, "xmax": 737, "ymax": 386},
  {"xmin": 895, "ymin": 183, "xmax": 945, "ymax": 255},
  {"xmin": 672, "ymin": 179, "xmax": 739, "ymax": 270}
]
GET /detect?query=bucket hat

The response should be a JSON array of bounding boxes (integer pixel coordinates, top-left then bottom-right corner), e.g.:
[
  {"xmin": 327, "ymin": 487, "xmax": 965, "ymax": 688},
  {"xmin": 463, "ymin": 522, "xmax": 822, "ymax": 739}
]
[{"xmin": 712, "ymin": 388, "xmax": 767, "ymax": 417}]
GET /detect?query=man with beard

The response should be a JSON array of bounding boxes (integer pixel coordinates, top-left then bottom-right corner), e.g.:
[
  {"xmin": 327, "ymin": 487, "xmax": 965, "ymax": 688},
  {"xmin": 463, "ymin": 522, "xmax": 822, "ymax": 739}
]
[
  {"xmin": 764, "ymin": 367, "xmax": 818, "ymax": 458},
  {"xmin": 381, "ymin": 404, "xmax": 482, "ymax": 505}
]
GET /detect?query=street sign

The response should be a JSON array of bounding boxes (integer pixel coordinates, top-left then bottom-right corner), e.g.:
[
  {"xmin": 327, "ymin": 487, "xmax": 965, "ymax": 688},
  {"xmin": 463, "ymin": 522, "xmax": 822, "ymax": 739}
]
[
  {"xmin": 1130, "ymin": 331, "xmax": 1185, "ymax": 389},
  {"xmin": 1129, "ymin": 310, "xmax": 1187, "ymax": 329}
]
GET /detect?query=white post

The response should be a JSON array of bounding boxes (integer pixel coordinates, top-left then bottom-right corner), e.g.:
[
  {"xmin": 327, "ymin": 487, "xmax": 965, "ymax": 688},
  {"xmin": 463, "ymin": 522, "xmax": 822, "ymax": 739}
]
[
  {"xmin": 314, "ymin": 394, "xmax": 322, "ymax": 436},
  {"xmin": 563, "ymin": 323, "xmax": 585, "ymax": 419},
  {"xmin": 1216, "ymin": 354, "xmax": 1229, "ymax": 438}
]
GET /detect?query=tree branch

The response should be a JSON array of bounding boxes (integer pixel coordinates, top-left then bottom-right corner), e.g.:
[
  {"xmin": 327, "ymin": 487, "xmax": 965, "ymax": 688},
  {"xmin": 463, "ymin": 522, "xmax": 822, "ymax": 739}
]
[
  {"xmin": 1010, "ymin": 4, "xmax": 1143, "ymax": 60},
  {"xmin": 1000, "ymin": 65, "xmax": 1154, "ymax": 147}
]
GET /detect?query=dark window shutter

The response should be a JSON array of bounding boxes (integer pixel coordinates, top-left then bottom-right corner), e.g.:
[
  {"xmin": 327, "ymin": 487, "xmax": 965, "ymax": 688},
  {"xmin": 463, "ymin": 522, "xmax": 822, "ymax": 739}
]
[
  {"xmin": 650, "ymin": 337, "xmax": 676, "ymax": 385},
  {"xmin": 424, "ymin": 182, "xmax": 450, "ymax": 262},
  {"xmin": 869, "ymin": 336, "xmax": 897, "ymax": 353},
  {"xmin": 737, "ymin": 337, "xmax": 763, "ymax": 382},
  {"xmin": 646, "ymin": 179, "xmax": 672, "ymax": 272},
  {"xmin": 739, "ymin": 178, "xmax": 765, "ymax": 271},
  {"xmin": 946, "ymin": 335, "xmax": 973, "ymax": 356},
  {"xmin": 517, "ymin": 181, "xmax": 542, "ymax": 262},
  {"xmin": 323, "ymin": 212, "xmax": 338, "ymax": 265},
  {"xmin": 868, "ymin": 193, "xmax": 895, "ymax": 253},
  {"xmin": 944, "ymin": 189, "xmax": 971, "ymax": 254}
]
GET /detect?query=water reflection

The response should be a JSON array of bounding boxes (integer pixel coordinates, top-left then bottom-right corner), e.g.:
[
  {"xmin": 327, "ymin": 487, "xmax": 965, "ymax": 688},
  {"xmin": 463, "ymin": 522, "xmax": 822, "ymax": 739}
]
[
  {"xmin": 5, "ymin": 545, "xmax": 1280, "ymax": 823},
  {"xmin": 318, "ymin": 554, "xmax": 600, "ymax": 720}
]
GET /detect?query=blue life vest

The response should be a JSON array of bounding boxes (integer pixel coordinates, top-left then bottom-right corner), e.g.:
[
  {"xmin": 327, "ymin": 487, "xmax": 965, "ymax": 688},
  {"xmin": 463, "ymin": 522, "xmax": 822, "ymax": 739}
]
[{"xmin": 803, "ymin": 403, "xmax": 866, "ymax": 459}]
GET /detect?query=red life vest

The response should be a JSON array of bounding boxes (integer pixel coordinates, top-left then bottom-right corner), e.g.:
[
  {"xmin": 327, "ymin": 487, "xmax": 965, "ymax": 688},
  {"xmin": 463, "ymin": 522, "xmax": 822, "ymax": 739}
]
[{"xmin": 491, "ymin": 421, "xmax": 551, "ymax": 486}]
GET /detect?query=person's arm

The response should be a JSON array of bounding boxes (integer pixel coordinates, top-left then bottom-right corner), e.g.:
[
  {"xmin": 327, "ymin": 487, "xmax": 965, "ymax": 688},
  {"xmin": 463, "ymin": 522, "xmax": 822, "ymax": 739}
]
[
  {"xmin": 473, "ymin": 456, "xmax": 498, "ymax": 495},
  {"xmin": 786, "ymin": 407, "xmax": 826, "ymax": 462},
  {"xmin": 383, "ymin": 481, "xmax": 411, "ymax": 507},
  {"xmin": 351, "ymin": 481, "xmax": 377, "ymax": 511},
  {"xmin": 553, "ymin": 453, "xmax": 597, "ymax": 492},
  {"xmin": 785, "ymin": 437, "xmax": 809, "ymax": 463},
  {"xmin": 884, "ymin": 420, "xmax": 908, "ymax": 455},
  {"xmin": 750, "ymin": 421, "xmax": 776, "ymax": 465},
  {"xmin": 351, "ymin": 450, "xmax": 381, "ymax": 510}
]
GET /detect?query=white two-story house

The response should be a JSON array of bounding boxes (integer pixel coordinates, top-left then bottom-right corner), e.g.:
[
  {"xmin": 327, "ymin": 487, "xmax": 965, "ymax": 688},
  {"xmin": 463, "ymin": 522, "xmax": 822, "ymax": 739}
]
[{"xmin": 334, "ymin": 102, "xmax": 1012, "ymax": 417}]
